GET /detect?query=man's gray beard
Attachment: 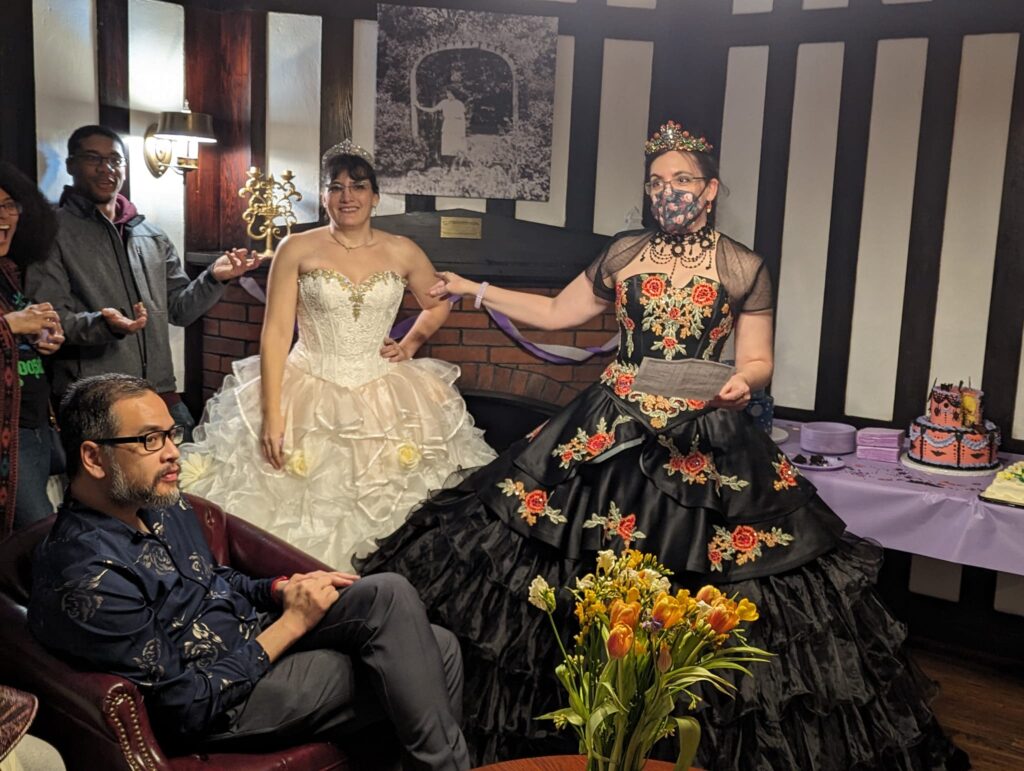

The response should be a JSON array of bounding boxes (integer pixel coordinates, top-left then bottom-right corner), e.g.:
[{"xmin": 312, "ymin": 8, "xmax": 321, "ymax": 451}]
[{"xmin": 108, "ymin": 458, "xmax": 181, "ymax": 509}]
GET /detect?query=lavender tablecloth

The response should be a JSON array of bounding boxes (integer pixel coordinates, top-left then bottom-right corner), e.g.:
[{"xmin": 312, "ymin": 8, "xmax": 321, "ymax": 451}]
[{"xmin": 775, "ymin": 420, "xmax": 1024, "ymax": 576}]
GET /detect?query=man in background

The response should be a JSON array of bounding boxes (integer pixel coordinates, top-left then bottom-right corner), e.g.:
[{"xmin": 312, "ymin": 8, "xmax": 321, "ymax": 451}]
[{"xmin": 25, "ymin": 125, "xmax": 259, "ymax": 438}]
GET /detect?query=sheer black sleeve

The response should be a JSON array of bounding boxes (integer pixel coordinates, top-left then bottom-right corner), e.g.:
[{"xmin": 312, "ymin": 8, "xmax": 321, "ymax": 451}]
[
  {"xmin": 584, "ymin": 229, "xmax": 655, "ymax": 302},
  {"xmin": 716, "ymin": 235, "xmax": 774, "ymax": 314}
]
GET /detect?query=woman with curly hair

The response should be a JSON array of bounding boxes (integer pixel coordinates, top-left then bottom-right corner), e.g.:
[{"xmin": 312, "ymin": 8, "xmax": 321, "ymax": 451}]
[{"xmin": 0, "ymin": 161, "xmax": 64, "ymax": 535}]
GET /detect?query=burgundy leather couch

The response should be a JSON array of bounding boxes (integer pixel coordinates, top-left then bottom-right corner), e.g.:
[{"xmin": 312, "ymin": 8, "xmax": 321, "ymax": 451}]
[{"xmin": 0, "ymin": 494, "xmax": 367, "ymax": 771}]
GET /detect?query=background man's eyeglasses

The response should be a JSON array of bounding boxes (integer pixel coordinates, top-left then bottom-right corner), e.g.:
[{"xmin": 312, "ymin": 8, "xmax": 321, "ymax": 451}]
[
  {"xmin": 71, "ymin": 153, "xmax": 127, "ymax": 170},
  {"xmin": 0, "ymin": 201, "xmax": 23, "ymax": 216},
  {"xmin": 94, "ymin": 425, "xmax": 186, "ymax": 453}
]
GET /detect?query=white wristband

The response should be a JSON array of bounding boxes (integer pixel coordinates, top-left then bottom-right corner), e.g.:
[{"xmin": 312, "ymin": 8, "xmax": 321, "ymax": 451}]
[{"xmin": 474, "ymin": 281, "xmax": 490, "ymax": 309}]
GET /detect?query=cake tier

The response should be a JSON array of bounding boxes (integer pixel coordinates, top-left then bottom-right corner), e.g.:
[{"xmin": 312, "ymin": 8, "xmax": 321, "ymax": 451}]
[
  {"xmin": 981, "ymin": 461, "xmax": 1024, "ymax": 506},
  {"xmin": 927, "ymin": 385, "xmax": 984, "ymax": 429},
  {"xmin": 908, "ymin": 418, "xmax": 1000, "ymax": 469}
]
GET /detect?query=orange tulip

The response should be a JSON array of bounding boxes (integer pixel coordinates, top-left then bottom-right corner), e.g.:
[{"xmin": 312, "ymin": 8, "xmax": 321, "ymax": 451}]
[
  {"xmin": 657, "ymin": 642, "xmax": 673, "ymax": 673},
  {"xmin": 610, "ymin": 599, "xmax": 641, "ymax": 630},
  {"xmin": 607, "ymin": 624, "xmax": 634, "ymax": 659},
  {"xmin": 696, "ymin": 585, "xmax": 722, "ymax": 604},
  {"xmin": 652, "ymin": 594, "xmax": 684, "ymax": 630},
  {"xmin": 706, "ymin": 606, "xmax": 740, "ymax": 635}
]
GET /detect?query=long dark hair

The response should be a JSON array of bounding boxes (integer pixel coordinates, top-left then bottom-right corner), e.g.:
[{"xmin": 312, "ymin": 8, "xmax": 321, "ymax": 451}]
[{"xmin": 0, "ymin": 162, "xmax": 57, "ymax": 269}]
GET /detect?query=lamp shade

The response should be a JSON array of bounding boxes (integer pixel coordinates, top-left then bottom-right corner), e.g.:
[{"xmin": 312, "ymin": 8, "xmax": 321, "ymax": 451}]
[{"xmin": 154, "ymin": 109, "xmax": 216, "ymax": 144}]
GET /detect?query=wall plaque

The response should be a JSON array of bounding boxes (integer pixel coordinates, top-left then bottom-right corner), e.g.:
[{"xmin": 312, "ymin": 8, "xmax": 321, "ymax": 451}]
[{"xmin": 440, "ymin": 216, "xmax": 483, "ymax": 239}]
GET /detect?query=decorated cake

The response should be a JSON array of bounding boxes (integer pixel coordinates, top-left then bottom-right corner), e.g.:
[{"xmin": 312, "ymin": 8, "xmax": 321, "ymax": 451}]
[
  {"xmin": 907, "ymin": 383, "xmax": 1000, "ymax": 470},
  {"xmin": 981, "ymin": 461, "xmax": 1024, "ymax": 506}
]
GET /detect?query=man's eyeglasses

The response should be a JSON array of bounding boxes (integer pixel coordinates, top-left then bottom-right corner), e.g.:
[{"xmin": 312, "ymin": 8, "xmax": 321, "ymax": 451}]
[
  {"xmin": 326, "ymin": 181, "xmax": 372, "ymax": 195},
  {"xmin": 0, "ymin": 200, "xmax": 23, "ymax": 217},
  {"xmin": 71, "ymin": 152, "xmax": 127, "ymax": 170},
  {"xmin": 644, "ymin": 174, "xmax": 707, "ymax": 196},
  {"xmin": 94, "ymin": 425, "xmax": 185, "ymax": 453}
]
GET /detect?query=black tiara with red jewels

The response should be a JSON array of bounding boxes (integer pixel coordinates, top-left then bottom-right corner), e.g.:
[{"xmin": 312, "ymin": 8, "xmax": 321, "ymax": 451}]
[{"xmin": 644, "ymin": 120, "xmax": 714, "ymax": 156}]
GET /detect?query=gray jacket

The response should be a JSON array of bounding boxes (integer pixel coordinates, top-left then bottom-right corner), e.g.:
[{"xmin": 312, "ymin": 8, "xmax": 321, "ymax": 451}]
[{"xmin": 25, "ymin": 189, "xmax": 224, "ymax": 396}]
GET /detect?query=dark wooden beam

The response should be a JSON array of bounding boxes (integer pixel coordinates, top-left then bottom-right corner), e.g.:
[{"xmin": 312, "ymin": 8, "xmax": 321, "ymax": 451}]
[
  {"xmin": 96, "ymin": 0, "xmax": 130, "ymax": 136},
  {"xmin": 752, "ymin": 42, "xmax": 798, "ymax": 291},
  {"xmin": 184, "ymin": 7, "xmax": 267, "ymax": 251},
  {"xmin": 892, "ymin": 33, "xmax": 962, "ymax": 430},
  {"xmin": 318, "ymin": 15, "xmax": 354, "ymax": 222},
  {"xmin": 813, "ymin": 37, "xmax": 876, "ymax": 418},
  {"xmin": 183, "ymin": 7, "xmax": 267, "ymax": 415},
  {"xmin": 0, "ymin": 0, "xmax": 37, "ymax": 177},
  {"xmin": 320, "ymin": 16, "xmax": 354, "ymax": 160},
  {"xmin": 563, "ymin": 23, "xmax": 603, "ymax": 233}
]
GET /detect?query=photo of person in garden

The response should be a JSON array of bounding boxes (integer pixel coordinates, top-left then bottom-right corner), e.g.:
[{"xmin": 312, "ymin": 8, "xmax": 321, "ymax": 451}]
[{"xmin": 374, "ymin": 4, "xmax": 557, "ymax": 200}]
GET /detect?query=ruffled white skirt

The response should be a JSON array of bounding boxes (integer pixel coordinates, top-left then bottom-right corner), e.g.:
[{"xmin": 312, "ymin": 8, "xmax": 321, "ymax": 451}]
[{"xmin": 179, "ymin": 354, "xmax": 497, "ymax": 571}]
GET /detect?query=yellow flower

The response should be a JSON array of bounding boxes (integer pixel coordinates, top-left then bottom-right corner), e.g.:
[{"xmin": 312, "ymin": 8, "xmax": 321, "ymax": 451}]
[
  {"xmin": 607, "ymin": 624, "xmax": 634, "ymax": 659},
  {"xmin": 596, "ymin": 550, "xmax": 615, "ymax": 573},
  {"xmin": 736, "ymin": 598, "xmax": 759, "ymax": 622},
  {"xmin": 528, "ymin": 576, "xmax": 557, "ymax": 612},
  {"xmin": 397, "ymin": 441, "xmax": 422, "ymax": 471},
  {"xmin": 178, "ymin": 453, "xmax": 212, "ymax": 489},
  {"xmin": 285, "ymin": 450, "xmax": 310, "ymax": 478}
]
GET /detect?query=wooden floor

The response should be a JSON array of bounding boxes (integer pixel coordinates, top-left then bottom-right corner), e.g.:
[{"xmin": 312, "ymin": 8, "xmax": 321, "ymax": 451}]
[{"xmin": 913, "ymin": 647, "xmax": 1024, "ymax": 770}]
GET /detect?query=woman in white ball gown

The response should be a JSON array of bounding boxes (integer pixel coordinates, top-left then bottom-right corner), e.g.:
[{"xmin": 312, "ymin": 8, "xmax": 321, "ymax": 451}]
[{"xmin": 179, "ymin": 141, "xmax": 496, "ymax": 569}]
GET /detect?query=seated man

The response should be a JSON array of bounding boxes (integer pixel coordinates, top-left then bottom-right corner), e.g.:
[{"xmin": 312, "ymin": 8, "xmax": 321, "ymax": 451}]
[{"xmin": 28, "ymin": 373, "xmax": 468, "ymax": 770}]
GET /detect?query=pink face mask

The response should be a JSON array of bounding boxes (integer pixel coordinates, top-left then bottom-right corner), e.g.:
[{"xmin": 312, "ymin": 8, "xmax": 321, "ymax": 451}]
[{"xmin": 650, "ymin": 183, "xmax": 708, "ymax": 235}]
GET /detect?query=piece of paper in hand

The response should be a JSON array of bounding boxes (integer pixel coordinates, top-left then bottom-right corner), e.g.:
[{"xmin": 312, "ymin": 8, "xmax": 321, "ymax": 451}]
[{"xmin": 632, "ymin": 359, "xmax": 735, "ymax": 401}]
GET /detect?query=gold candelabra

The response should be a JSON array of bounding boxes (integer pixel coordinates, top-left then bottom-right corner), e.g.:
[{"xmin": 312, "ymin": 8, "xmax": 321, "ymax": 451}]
[{"xmin": 238, "ymin": 167, "xmax": 303, "ymax": 257}]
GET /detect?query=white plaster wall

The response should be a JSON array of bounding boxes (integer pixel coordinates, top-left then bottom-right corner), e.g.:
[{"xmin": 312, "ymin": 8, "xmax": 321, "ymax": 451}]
[
  {"xmin": 267, "ymin": 13, "xmax": 323, "ymax": 225},
  {"xmin": 32, "ymin": 0, "xmax": 99, "ymax": 201},
  {"xmin": 128, "ymin": 0, "xmax": 186, "ymax": 390}
]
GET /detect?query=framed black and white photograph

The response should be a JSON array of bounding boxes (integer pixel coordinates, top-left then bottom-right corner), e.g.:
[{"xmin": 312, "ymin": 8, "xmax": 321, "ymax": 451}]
[{"xmin": 374, "ymin": 3, "xmax": 558, "ymax": 200}]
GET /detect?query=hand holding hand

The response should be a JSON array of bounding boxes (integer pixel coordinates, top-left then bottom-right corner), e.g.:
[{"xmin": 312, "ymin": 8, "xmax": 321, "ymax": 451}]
[
  {"xmin": 102, "ymin": 302, "xmax": 148, "ymax": 334},
  {"xmin": 379, "ymin": 336, "xmax": 411, "ymax": 362},
  {"xmin": 429, "ymin": 271, "xmax": 474, "ymax": 299},
  {"xmin": 708, "ymin": 373, "xmax": 752, "ymax": 411},
  {"xmin": 280, "ymin": 572, "xmax": 344, "ymax": 634},
  {"xmin": 274, "ymin": 570, "xmax": 359, "ymax": 601},
  {"xmin": 4, "ymin": 302, "xmax": 60, "ymax": 337},
  {"xmin": 211, "ymin": 248, "xmax": 263, "ymax": 282},
  {"xmin": 261, "ymin": 411, "xmax": 286, "ymax": 470}
]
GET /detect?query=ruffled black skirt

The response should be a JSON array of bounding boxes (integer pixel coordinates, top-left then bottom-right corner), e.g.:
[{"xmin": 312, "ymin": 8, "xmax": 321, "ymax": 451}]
[{"xmin": 356, "ymin": 477, "xmax": 966, "ymax": 769}]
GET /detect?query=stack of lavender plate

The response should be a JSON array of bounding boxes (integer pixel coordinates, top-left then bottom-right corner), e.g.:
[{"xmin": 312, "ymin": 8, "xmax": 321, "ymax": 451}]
[
  {"xmin": 800, "ymin": 422, "xmax": 857, "ymax": 455},
  {"xmin": 856, "ymin": 427, "xmax": 904, "ymax": 462}
]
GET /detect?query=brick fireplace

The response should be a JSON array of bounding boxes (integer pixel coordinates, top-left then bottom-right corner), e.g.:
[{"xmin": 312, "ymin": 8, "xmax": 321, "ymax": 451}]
[{"xmin": 195, "ymin": 271, "xmax": 618, "ymax": 409}]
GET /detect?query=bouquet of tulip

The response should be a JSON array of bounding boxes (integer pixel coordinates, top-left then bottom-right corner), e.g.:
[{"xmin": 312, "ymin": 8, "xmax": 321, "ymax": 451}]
[{"xmin": 528, "ymin": 549, "xmax": 771, "ymax": 771}]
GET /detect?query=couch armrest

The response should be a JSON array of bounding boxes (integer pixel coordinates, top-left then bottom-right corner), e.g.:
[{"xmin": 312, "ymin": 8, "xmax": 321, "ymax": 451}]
[{"xmin": 0, "ymin": 599, "xmax": 172, "ymax": 770}]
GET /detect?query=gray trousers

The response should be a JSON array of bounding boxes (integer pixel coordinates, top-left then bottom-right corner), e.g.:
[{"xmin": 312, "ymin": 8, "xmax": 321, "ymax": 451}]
[{"xmin": 205, "ymin": 573, "xmax": 469, "ymax": 771}]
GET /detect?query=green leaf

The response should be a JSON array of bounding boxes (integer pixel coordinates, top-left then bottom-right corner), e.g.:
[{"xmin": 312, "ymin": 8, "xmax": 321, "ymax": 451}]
[
  {"xmin": 672, "ymin": 716, "xmax": 701, "ymax": 771},
  {"xmin": 584, "ymin": 701, "xmax": 621, "ymax": 749}
]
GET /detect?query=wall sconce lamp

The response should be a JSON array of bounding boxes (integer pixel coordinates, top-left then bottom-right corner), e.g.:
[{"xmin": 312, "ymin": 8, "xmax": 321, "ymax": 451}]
[{"xmin": 143, "ymin": 100, "xmax": 216, "ymax": 177}]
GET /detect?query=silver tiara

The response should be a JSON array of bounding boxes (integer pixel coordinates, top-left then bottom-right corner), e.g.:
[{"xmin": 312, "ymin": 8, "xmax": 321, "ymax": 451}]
[{"xmin": 321, "ymin": 139, "xmax": 374, "ymax": 167}]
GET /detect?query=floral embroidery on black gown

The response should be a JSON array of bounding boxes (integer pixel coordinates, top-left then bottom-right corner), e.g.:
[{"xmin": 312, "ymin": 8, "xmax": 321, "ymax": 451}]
[{"xmin": 354, "ymin": 230, "xmax": 968, "ymax": 770}]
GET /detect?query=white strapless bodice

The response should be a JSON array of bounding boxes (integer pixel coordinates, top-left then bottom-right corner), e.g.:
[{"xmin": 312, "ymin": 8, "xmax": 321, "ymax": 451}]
[{"xmin": 289, "ymin": 268, "xmax": 407, "ymax": 386}]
